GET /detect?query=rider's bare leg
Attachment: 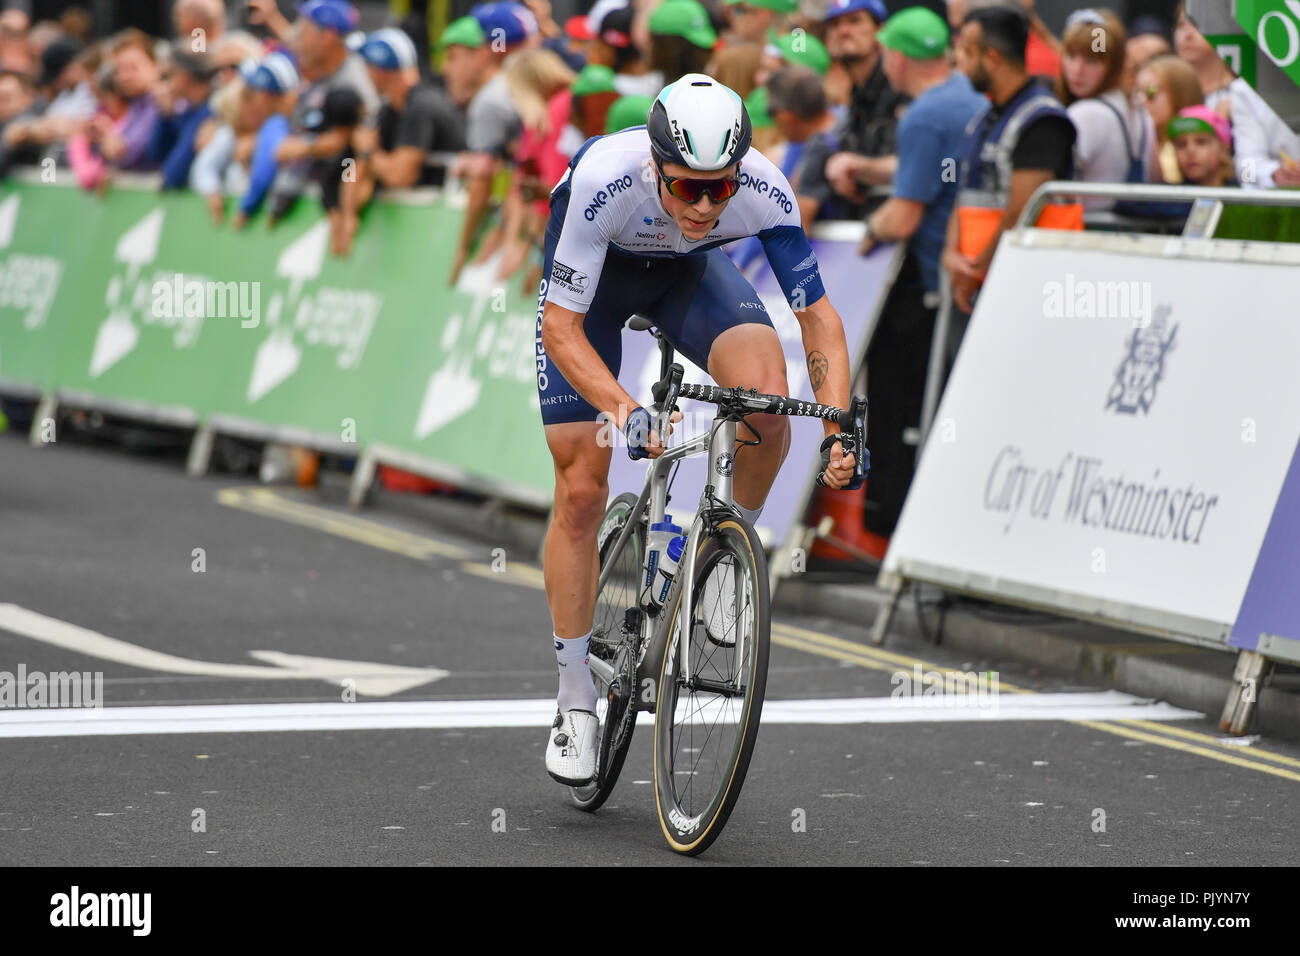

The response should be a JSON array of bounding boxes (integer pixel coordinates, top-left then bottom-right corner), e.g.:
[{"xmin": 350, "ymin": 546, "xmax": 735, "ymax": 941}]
[
  {"xmin": 542, "ymin": 420, "xmax": 611, "ymax": 713},
  {"xmin": 707, "ymin": 324, "xmax": 791, "ymax": 513}
]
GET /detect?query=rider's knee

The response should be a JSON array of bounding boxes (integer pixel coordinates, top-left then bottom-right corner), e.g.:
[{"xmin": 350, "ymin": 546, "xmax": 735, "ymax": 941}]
[
  {"xmin": 747, "ymin": 411, "xmax": 791, "ymax": 454},
  {"xmin": 555, "ymin": 471, "xmax": 609, "ymax": 533}
]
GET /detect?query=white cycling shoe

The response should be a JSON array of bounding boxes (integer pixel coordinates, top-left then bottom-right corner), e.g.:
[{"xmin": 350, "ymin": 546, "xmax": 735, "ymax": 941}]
[
  {"xmin": 702, "ymin": 565, "xmax": 738, "ymax": 646},
  {"xmin": 545, "ymin": 709, "xmax": 598, "ymax": 786}
]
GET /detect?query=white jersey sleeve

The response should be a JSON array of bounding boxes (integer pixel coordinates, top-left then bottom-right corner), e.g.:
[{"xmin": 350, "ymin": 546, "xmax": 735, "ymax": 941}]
[{"xmin": 545, "ymin": 154, "xmax": 641, "ymax": 312}]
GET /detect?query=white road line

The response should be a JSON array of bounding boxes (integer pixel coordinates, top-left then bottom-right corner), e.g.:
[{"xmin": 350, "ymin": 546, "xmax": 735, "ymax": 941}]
[
  {"xmin": 0, "ymin": 691, "xmax": 1201, "ymax": 738},
  {"xmin": 0, "ymin": 604, "xmax": 447, "ymax": 697}
]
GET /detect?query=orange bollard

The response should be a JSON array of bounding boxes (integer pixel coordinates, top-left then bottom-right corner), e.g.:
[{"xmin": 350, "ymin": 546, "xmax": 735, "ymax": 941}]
[{"xmin": 806, "ymin": 483, "xmax": 890, "ymax": 563}]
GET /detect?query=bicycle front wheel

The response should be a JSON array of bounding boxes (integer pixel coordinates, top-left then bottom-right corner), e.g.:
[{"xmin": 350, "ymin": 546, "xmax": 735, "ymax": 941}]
[{"xmin": 652, "ymin": 509, "xmax": 769, "ymax": 855}]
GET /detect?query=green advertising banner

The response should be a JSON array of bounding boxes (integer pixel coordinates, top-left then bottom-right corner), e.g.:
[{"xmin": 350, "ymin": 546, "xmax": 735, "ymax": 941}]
[
  {"xmin": 0, "ymin": 178, "xmax": 554, "ymax": 502},
  {"xmin": 1207, "ymin": 33, "xmax": 1259, "ymax": 87},
  {"xmin": 1236, "ymin": 0, "xmax": 1300, "ymax": 90}
]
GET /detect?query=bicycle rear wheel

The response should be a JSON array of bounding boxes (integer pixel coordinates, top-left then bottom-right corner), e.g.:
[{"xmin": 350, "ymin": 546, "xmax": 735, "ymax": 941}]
[
  {"xmin": 570, "ymin": 492, "xmax": 645, "ymax": 812},
  {"xmin": 652, "ymin": 509, "xmax": 769, "ymax": 855}
]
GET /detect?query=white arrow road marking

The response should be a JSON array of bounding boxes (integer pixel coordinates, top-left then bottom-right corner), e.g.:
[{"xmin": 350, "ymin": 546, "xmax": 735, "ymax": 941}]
[
  {"xmin": 0, "ymin": 604, "xmax": 447, "ymax": 697},
  {"xmin": 0, "ymin": 692, "xmax": 1202, "ymax": 738}
]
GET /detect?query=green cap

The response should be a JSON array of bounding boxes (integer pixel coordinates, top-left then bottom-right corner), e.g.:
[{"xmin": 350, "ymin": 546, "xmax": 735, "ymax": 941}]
[
  {"xmin": 725, "ymin": 0, "xmax": 798, "ymax": 13},
  {"xmin": 876, "ymin": 6, "xmax": 948, "ymax": 60},
  {"xmin": 438, "ymin": 15, "xmax": 486, "ymax": 49},
  {"xmin": 745, "ymin": 86, "xmax": 773, "ymax": 128},
  {"xmin": 605, "ymin": 94, "xmax": 656, "ymax": 133},
  {"xmin": 572, "ymin": 64, "xmax": 617, "ymax": 97},
  {"xmin": 769, "ymin": 31, "xmax": 830, "ymax": 75},
  {"xmin": 649, "ymin": 0, "xmax": 718, "ymax": 50}
]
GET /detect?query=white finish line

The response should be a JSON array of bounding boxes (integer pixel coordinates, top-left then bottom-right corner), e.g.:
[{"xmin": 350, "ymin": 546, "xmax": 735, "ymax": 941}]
[{"xmin": 0, "ymin": 691, "xmax": 1201, "ymax": 738}]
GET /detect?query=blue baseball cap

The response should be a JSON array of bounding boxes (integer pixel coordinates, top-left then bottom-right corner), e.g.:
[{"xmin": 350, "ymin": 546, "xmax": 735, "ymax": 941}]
[
  {"xmin": 471, "ymin": 1, "xmax": 539, "ymax": 49},
  {"xmin": 297, "ymin": 0, "xmax": 360, "ymax": 35},
  {"xmin": 360, "ymin": 27, "xmax": 419, "ymax": 71},
  {"xmin": 246, "ymin": 50, "xmax": 301, "ymax": 94},
  {"xmin": 823, "ymin": 0, "xmax": 887, "ymax": 24}
]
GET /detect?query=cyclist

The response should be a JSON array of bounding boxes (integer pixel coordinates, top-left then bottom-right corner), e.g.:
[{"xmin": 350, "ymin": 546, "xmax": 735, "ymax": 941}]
[{"xmin": 537, "ymin": 74, "xmax": 859, "ymax": 785}]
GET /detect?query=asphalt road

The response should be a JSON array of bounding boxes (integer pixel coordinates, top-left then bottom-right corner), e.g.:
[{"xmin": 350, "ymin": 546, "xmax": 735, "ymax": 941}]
[{"xmin": 2, "ymin": 431, "xmax": 1299, "ymax": 866}]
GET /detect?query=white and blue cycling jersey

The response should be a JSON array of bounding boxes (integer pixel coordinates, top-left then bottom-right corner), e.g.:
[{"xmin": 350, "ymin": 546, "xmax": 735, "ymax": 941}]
[{"xmin": 536, "ymin": 127, "xmax": 826, "ymax": 426}]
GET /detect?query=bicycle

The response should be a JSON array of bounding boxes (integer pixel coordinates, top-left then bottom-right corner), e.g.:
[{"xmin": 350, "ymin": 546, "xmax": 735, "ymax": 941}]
[{"xmin": 571, "ymin": 316, "xmax": 868, "ymax": 856}]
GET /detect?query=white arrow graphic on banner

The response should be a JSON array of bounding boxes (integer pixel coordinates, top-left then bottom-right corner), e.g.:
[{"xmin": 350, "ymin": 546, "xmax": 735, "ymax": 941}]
[
  {"xmin": 114, "ymin": 207, "xmax": 165, "ymax": 271},
  {"xmin": 413, "ymin": 255, "xmax": 500, "ymax": 437},
  {"xmin": 89, "ymin": 312, "xmax": 140, "ymax": 378},
  {"xmin": 245, "ymin": 220, "xmax": 329, "ymax": 402},
  {"xmin": 415, "ymin": 353, "xmax": 482, "ymax": 437},
  {"xmin": 0, "ymin": 604, "xmax": 448, "ymax": 697},
  {"xmin": 0, "ymin": 193, "xmax": 19, "ymax": 248},
  {"xmin": 89, "ymin": 208, "xmax": 165, "ymax": 378},
  {"xmin": 275, "ymin": 219, "xmax": 329, "ymax": 302},
  {"xmin": 247, "ymin": 325, "xmax": 302, "ymax": 403}
]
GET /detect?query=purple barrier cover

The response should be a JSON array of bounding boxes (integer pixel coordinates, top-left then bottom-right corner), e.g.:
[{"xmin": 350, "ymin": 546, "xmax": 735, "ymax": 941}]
[{"xmin": 1229, "ymin": 436, "xmax": 1300, "ymax": 662}]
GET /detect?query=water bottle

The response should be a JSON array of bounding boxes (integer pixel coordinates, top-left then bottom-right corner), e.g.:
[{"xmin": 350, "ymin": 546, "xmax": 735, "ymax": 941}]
[
  {"xmin": 641, "ymin": 517, "xmax": 682, "ymax": 610},
  {"xmin": 652, "ymin": 533, "xmax": 687, "ymax": 607}
]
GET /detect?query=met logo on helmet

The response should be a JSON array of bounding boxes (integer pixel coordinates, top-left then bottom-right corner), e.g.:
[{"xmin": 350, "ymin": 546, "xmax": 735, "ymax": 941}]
[
  {"xmin": 669, "ymin": 118, "xmax": 691, "ymax": 158},
  {"xmin": 722, "ymin": 119, "xmax": 741, "ymax": 161}
]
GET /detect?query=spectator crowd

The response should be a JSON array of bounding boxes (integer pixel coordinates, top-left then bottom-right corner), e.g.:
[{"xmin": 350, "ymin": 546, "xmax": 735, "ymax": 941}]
[{"xmin": 1, "ymin": 0, "xmax": 1298, "ymax": 530}]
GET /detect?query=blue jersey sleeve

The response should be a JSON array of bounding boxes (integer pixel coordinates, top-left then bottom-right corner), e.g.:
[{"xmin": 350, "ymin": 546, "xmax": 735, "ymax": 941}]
[
  {"xmin": 736, "ymin": 148, "xmax": 826, "ymax": 308},
  {"xmin": 160, "ymin": 104, "xmax": 211, "ymax": 190},
  {"xmin": 240, "ymin": 115, "xmax": 289, "ymax": 217},
  {"xmin": 758, "ymin": 224, "xmax": 825, "ymax": 308}
]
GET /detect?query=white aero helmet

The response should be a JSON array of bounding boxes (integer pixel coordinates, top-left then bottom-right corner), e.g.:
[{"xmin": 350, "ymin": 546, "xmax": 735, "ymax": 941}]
[{"xmin": 646, "ymin": 73, "xmax": 752, "ymax": 171}]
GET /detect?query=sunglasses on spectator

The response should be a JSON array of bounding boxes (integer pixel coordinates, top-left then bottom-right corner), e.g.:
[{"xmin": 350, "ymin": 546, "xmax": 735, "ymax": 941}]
[
  {"xmin": 731, "ymin": 4, "xmax": 759, "ymax": 13},
  {"xmin": 656, "ymin": 161, "xmax": 740, "ymax": 203}
]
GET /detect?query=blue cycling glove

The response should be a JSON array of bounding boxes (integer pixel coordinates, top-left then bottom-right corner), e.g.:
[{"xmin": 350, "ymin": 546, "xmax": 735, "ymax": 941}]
[{"xmin": 624, "ymin": 406, "xmax": 653, "ymax": 461}]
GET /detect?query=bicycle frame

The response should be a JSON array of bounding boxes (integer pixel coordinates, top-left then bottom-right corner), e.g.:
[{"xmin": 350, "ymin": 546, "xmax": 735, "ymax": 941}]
[{"xmin": 588, "ymin": 413, "xmax": 739, "ymax": 700}]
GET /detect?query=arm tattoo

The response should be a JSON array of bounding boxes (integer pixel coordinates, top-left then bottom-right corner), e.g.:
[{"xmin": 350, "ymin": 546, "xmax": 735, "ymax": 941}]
[{"xmin": 807, "ymin": 351, "xmax": 829, "ymax": 392}]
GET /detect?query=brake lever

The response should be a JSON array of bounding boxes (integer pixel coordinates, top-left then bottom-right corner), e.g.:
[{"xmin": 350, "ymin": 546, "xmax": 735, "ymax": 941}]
[
  {"xmin": 815, "ymin": 396, "xmax": 869, "ymax": 490},
  {"xmin": 842, "ymin": 395, "xmax": 868, "ymax": 487},
  {"xmin": 650, "ymin": 362, "xmax": 684, "ymax": 444}
]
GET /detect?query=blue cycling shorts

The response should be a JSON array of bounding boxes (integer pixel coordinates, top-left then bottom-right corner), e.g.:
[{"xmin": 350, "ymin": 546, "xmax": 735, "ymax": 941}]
[{"xmin": 534, "ymin": 180, "xmax": 776, "ymax": 427}]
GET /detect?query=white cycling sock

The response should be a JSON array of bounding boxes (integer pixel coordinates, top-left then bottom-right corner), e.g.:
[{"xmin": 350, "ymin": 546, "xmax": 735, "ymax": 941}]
[
  {"xmin": 736, "ymin": 503, "xmax": 764, "ymax": 528},
  {"xmin": 555, "ymin": 631, "xmax": 598, "ymax": 714}
]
